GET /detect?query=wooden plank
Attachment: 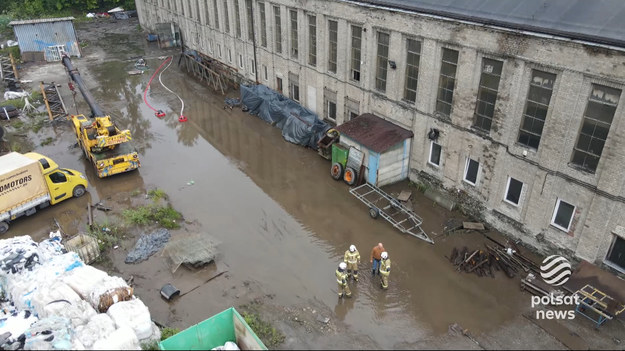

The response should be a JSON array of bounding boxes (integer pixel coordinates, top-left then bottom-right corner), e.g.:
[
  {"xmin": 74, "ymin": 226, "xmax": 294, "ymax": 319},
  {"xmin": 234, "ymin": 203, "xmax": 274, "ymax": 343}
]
[
  {"xmin": 463, "ymin": 222, "xmax": 485, "ymax": 230},
  {"xmin": 397, "ymin": 190, "xmax": 412, "ymax": 202}
]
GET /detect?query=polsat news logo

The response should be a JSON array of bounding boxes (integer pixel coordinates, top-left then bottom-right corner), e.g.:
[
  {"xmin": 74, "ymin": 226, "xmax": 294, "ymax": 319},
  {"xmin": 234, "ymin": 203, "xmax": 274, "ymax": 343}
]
[{"xmin": 531, "ymin": 255, "xmax": 578, "ymax": 320}]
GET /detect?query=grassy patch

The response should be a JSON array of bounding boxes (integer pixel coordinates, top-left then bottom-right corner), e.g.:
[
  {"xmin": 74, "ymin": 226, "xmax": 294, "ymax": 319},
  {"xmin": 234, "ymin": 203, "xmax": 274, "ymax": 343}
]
[
  {"xmin": 10, "ymin": 142, "xmax": 21, "ymax": 152},
  {"xmin": 130, "ymin": 189, "xmax": 143, "ymax": 197},
  {"xmin": 242, "ymin": 311, "xmax": 285, "ymax": 348},
  {"xmin": 40, "ymin": 137, "xmax": 54, "ymax": 146},
  {"xmin": 160, "ymin": 327, "xmax": 180, "ymax": 340},
  {"xmin": 123, "ymin": 204, "xmax": 182, "ymax": 229},
  {"xmin": 87, "ymin": 222, "xmax": 126, "ymax": 252},
  {"xmin": 410, "ymin": 181, "xmax": 429, "ymax": 193},
  {"xmin": 148, "ymin": 188, "xmax": 167, "ymax": 201},
  {"xmin": 30, "ymin": 116, "xmax": 46, "ymax": 133},
  {"xmin": 140, "ymin": 341, "xmax": 158, "ymax": 350},
  {"xmin": 11, "ymin": 120, "xmax": 24, "ymax": 129}
]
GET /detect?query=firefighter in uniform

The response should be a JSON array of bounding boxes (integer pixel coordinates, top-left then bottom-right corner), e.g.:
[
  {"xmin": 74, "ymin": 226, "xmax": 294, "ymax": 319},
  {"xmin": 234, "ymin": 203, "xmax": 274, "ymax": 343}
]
[
  {"xmin": 380, "ymin": 252, "xmax": 391, "ymax": 289},
  {"xmin": 344, "ymin": 245, "xmax": 361, "ymax": 281},
  {"xmin": 336, "ymin": 262, "xmax": 352, "ymax": 298}
]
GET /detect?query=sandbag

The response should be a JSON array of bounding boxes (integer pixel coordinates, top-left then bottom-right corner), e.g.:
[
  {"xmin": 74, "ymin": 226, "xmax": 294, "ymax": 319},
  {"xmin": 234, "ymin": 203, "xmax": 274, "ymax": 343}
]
[
  {"xmin": 62, "ymin": 265, "xmax": 108, "ymax": 300},
  {"xmin": 106, "ymin": 298, "xmax": 153, "ymax": 340},
  {"xmin": 92, "ymin": 326, "xmax": 140, "ymax": 350},
  {"xmin": 88, "ymin": 275, "xmax": 133, "ymax": 312},
  {"xmin": 74, "ymin": 313, "xmax": 116, "ymax": 348}
]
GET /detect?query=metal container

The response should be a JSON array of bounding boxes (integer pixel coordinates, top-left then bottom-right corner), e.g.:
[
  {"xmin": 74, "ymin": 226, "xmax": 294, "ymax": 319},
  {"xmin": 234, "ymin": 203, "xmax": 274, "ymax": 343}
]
[{"xmin": 331, "ymin": 143, "xmax": 349, "ymax": 168}]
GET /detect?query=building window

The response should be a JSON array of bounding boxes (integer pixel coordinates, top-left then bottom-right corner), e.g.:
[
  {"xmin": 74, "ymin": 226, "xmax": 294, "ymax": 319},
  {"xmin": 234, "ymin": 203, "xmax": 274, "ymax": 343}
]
[
  {"xmin": 289, "ymin": 73, "xmax": 299, "ymax": 101},
  {"xmin": 259, "ymin": 2, "xmax": 267, "ymax": 47},
  {"xmin": 324, "ymin": 89, "xmax": 337, "ymax": 122},
  {"xmin": 263, "ymin": 65, "xmax": 268, "ymax": 80},
  {"xmin": 250, "ymin": 59, "xmax": 255, "ymax": 74},
  {"xmin": 606, "ymin": 236, "xmax": 625, "ymax": 272},
  {"xmin": 473, "ymin": 58, "xmax": 503, "ymax": 133},
  {"xmin": 246, "ymin": 0, "xmax": 253, "ymax": 41},
  {"xmin": 463, "ymin": 158, "xmax": 479, "ymax": 185},
  {"xmin": 239, "ymin": 54, "xmax": 244, "ymax": 68},
  {"xmin": 436, "ymin": 48, "xmax": 459, "ymax": 117},
  {"xmin": 234, "ymin": 0, "xmax": 242, "ymax": 38},
  {"xmin": 208, "ymin": 40, "xmax": 212, "ymax": 53},
  {"xmin": 345, "ymin": 97, "xmax": 359, "ymax": 121},
  {"xmin": 504, "ymin": 177, "xmax": 523, "ymax": 206},
  {"xmin": 197, "ymin": 0, "xmax": 202, "ymax": 23},
  {"xmin": 308, "ymin": 15, "xmax": 316, "ymax": 67},
  {"xmin": 551, "ymin": 199, "xmax": 575, "ymax": 232},
  {"xmin": 375, "ymin": 31, "xmax": 390, "ymax": 93},
  {"xmin": 217, "ymin": 44, "xmax": 222, "ymax": 57},
  {"xmin": 223, "ymin": 0, "xmax": 230, "ymax": 33},
  {"xmin": 350, "ymin": 25, "xmax": 362, "ymax": 82},
  {"xmin": 273, "ymin": 6, "xmax": 282, "ymax": 54},
  {"xmin": 328, "ymin": 20, "xmax": 338, "ymax": 74},
  {"xmin": 571, "ymin": 84, "xmax": 621, "ymax": 173},
  {"xmin": 429, "ymin": 142, "xmax": 441, "ymax": 167},
  {"xmin": 213, "ymin": 0, "xmax": 219, "ymax": 29},
  {"xmin": 289, "ymin": 9, "xmax": 298, "ymax": 59},
  {"xmin": 518, "ymin": 70, "xmax": 556, "ymax": 149},
  {"xmin": 276, "ymin": 76, "xmax": 283, "ymax": 93},
  {"xmin": 403, "ymin": 38, "xmax": 421, "ymax": 103},
  {"xmin": 228, "ymin": 48, "xmax": 232, "ymax": 62}
]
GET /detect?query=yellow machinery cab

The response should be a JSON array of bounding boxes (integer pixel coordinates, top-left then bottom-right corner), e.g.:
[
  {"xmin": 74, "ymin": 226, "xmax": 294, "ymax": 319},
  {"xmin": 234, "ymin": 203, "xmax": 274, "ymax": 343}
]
[{"xmin": 24, "ymin": 153, "xmax": 88, "ymax": 205}]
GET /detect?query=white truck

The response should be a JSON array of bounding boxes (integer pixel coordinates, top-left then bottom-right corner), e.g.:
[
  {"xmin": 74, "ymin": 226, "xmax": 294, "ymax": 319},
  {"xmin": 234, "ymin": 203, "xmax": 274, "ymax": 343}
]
[{"xmin": 0, "ymin": 152, "xmax": 88, "ymax": 234}]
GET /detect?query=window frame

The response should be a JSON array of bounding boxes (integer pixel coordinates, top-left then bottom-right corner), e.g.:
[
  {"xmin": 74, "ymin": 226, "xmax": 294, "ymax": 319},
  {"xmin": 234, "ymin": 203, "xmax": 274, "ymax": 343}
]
[
  {"xmin": 504, "ymin": 177, "xmax": 523, "ymax": 206},
  {"xmin": 375, "ymin": 31, "xmax": 390, "ymax": 93},
  {"xmin": 223, "ymin": 0, "xmax": 230, "ymax": 34},
  {"xmin": 328, "ymin": 19, "xmax": 338, "ymax": 74},
  {"xmin": 350, "ymin": 24, "xmax": 362, "ymax": 82},
  {"xmin": 402, "ymin": 37, "xmax": 421, "ymax": 103},
  {"xmin": 289, "ymin": 8, "xmax": 298, "ymax": 59},
  {"xmin": 435, "ymin": 48, "xmax": 459, "ymax": 117},
  {"xmin": 517, "ymin": 69, "xmax": 557, "ymax": 150},
  {"xmin": 605, "ymin": 235, "xmax": 625, "ymax": 273},
  {"xmin": 273, "ymin": 5, "xmax": 282, "ymax": 54},
  {"xmin": 308, "ymin": 14, "xmax": 317, "ymax": 67},
  {"xmin": 463, "ymin": 157, "xmax": 479, "ymax": 186},
  {"xmin": 258, "ymin": 2, "xmax": 267, "ymax": 47},
  {"xmin": 428, "ymin": 141, "xmax": 441, "ymax": 167},
  {"xmin": 550, "ymin": 198, "xmax": 576, "ymax": 232},
  {"xmin": 473, "ymin": 58, "xmax": 504, "ymax": 133}
]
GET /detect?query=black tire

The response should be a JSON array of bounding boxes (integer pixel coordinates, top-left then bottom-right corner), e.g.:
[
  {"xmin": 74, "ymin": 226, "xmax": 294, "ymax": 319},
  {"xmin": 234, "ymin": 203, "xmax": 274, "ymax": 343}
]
[
  {"xmin": 330, "ymin": 162, "xmax": 343, "ymax": 180},
  {"xmin": 0, "ymin": 221, "xmax": 8, "ymax": 235},
  {"xmin": 369, "ymin": 207, "xmax": 379, "ymax": 219},
  {"xmin": 344, "ymin": 167, "xmax": 357, "ymax": 185},
  {"xmin": 72, "ymin": 185, "xmax": 86, "ymax": 198}
]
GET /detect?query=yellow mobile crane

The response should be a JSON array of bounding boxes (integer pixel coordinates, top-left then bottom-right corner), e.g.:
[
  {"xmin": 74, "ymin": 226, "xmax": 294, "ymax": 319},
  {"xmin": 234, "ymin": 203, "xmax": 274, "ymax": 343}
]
[{"xmin": 61, "ymin": 53, "xmax": 140, "ymax": 178}]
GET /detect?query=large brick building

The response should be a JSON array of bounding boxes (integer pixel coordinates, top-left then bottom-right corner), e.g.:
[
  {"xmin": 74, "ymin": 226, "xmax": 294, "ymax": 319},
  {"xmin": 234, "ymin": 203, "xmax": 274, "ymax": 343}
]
[{"xmin": 135, "ymin": 0, "xmax": 625, "ymax": 272}]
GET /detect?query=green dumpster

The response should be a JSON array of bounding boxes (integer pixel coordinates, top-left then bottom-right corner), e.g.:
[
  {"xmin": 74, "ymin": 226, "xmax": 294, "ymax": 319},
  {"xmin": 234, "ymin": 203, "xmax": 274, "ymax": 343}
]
[
  {"xmin": 331, "ymin": 143, "xmax": 349, "ymax": 167},
  {"xmin": 159, "ymin": 307, "xmax": 267, "ymax": 350}
]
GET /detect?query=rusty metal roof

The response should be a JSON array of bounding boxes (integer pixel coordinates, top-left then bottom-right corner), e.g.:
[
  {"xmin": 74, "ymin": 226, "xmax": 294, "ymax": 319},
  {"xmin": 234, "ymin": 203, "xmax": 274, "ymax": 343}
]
[
  {"xmin": 9, "ymin": 17, "xmax": 75, "ymax": 26},
  {"xmin": 335, "ymin": 113, "xmax": 414, "ymax": 153}
]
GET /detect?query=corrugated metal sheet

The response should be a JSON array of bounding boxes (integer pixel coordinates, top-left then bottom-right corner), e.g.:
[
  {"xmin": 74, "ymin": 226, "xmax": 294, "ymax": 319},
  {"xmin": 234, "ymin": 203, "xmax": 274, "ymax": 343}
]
[
  {"xmin": 11, "ymin": 19, "xmax": 80, "ymax": 59},
  {"xmin": 9, "ymin": 17, "xmax": 75, "ymax": 26},
  {"xmin": 336, "ymin": 113, "xmax": 414, "ymax": 153},
  {"xmin": 350, "ymin": 0, "xmax": 625, "ymax": 48}
]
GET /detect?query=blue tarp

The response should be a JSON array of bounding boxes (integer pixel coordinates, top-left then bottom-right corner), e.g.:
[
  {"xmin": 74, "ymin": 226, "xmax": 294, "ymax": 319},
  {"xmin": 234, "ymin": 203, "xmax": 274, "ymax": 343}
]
[{"xmin": 240, "ymin": 85, "xmax": 330, "ymax": 150}]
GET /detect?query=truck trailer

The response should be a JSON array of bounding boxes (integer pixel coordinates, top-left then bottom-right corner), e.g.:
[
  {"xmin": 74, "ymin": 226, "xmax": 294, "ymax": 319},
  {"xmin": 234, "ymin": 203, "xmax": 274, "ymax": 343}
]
[{"xmin": 0, "ymin": 152, "xmax": 88, "ymax": 234}]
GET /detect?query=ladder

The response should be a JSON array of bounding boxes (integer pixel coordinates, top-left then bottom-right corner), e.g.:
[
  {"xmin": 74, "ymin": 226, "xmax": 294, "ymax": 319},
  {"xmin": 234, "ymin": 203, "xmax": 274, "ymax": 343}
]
[
  {"xmin": 574, "ymin": 284, "xmax": 625, "ymax": 328},
  {"xmin": 40, "ymin": 82, "xmax": 68, "ymax": 120}
]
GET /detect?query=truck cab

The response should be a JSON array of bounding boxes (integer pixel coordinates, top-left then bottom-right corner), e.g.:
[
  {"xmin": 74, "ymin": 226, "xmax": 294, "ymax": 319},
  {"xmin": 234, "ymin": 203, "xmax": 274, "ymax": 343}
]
[{"xmin": 24, "ymin": 152, "xmax": 88, "ymax": 205}]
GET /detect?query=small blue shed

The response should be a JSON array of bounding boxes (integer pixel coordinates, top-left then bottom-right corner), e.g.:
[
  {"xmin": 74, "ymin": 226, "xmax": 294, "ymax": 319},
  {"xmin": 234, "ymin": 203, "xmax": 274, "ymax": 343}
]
[
  {"xmin": 9, "ymin": 17, "xmax": 81, "ymax": 62},
  {"xmin": 336, "ymin": 113, "xmax": 414, "ymax": 187}
]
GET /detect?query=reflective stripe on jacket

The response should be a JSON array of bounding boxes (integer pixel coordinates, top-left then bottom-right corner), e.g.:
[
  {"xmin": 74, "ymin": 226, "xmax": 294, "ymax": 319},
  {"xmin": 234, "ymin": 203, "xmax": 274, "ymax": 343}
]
[
  {"xmin": 380, "ymin": 259, "xmax": 391, "ymax": 276},
  {"xmin": 336, "ymin": 269, "xmax": 347, "ymax": 285},
  {"xmin": 344, "ymin": 250, "xmax": 360, "ymax": 264}
]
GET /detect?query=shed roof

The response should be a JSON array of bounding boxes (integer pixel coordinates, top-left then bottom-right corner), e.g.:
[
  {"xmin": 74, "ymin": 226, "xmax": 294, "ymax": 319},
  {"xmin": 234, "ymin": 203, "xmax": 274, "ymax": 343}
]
[
  {"xmin": 336, "ymin": 114, "xmax": 414, "ymax": 153},
  {"xmin": 351, "ymin": 0, "xmax": 625, "ymax": 48},
  {"xmin": 9, "ymin": 17, "xmax": 75, "ymax": 26}
]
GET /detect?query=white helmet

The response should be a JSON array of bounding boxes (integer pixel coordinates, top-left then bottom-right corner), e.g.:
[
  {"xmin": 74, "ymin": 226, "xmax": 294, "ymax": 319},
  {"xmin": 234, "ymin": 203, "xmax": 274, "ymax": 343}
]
[
  {"xmin": 339, "ymin": 262, "xmax": 347, "ymax": 270},
  {"xmin": 349, "ymin": 245, "xmax": 356, "ymax": 252},
  {"xmin": 381, "ymin": 252, "xmax": 388, "ymax": 260}
]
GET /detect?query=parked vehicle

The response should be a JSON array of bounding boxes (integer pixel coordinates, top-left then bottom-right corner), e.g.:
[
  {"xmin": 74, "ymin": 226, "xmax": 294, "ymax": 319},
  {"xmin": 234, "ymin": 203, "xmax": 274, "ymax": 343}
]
[{"xmin": 0, "ymin": 152, "xmax": 88, "ymax": 234}]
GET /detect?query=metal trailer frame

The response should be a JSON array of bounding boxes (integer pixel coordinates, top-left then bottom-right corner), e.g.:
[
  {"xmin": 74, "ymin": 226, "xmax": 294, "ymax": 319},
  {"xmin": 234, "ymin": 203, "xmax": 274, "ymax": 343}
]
[{"xmin": 349, "ymin": 183, "xmax": 434, "ymax": 244}]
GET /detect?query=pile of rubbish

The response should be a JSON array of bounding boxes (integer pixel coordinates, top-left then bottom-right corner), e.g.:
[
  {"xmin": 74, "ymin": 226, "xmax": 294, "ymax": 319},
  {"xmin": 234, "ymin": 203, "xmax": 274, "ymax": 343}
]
[{"xmin": 0, "ymin": 232, "xmax": 160, "ymax": 350}]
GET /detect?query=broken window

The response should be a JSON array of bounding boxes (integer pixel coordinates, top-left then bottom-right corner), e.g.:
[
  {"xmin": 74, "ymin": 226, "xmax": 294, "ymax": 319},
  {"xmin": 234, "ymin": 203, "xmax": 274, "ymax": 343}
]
[
  {"xmin": 259, "ymin": 2, "xmax": 267, "ymax": 47},
  {"xmin": 473, "ymin": 58, "xmax": 503, "ymax": 133},
  {"xmin": 308, "ymin": 15, "xmax": 317, "ymax": 67},
  {"xmin": 328, "ymin": 20, "xmax": 338, "ymax": 74},
  {"xmin": 350, "ymin": 25, "xmax": 362, "ymax": 82},
  {"xmin": 436, "ymin": 48, "xmax": 458, "ymax": 117},
  {"xmin": 289, "ymin": 73, "xmax": 299, "ymax": 101},
  {"xmin": 250, "ymin": 59, "xmax": 255, "ymax": 74},
  {"xmin": 518, "ymin": 70, "xmax": 556, "ymax": 149},
  {"xmin": 504, "ymin": 177, "xmax": 523, "ymax": 206},
  {"xmin": 403, "ymin": 38, "xmax": 421, "ymax": 103},
  {"xmin": 213, "ymin": 0, "xmax": 220, "ymax": 30},
  {"xmin": 263, "ymin": 65, "xmax": 268, "ymax": 80},
  {"xmin": 290, "ymin": 9, "xmax": 298, "ymax": 59},
  {"xmin": 606, "ymin": 236, "xmax": 625, "ymax": 272},
  {"xmin": 274, "ymin": 6, "xmax": 282, "ymax": 54},
  {"xmin": 223, "ymin": 0, "xmax": 230, "ymax": 33},
  {"xmin": 239, "ymin": 54, "xmax": 244, "ymax": 68},
  {"xmin": 571, "ymin": 84, "xmax": 621, "ymax": 173},
  {"xmin": 551, "ymin": 199, "xmax": 575, "ymax": 232},
  {"xmin": 276, "ymin": 76, "xmax": 283, "ymax": 93},
  {"xmin": 246, "ymin": 0, "xmax": 253, "ymax": 41},
  {"xmin": 234, "ymin": 0, "xmax": 242, "ymax": 38},
  {"xmin": 463, "ymin": 158, "xmax": 479, "ymax": 185},
  {"xmin": 429, "ymin": 142, "xmax": 441, "ymax": 167},
  {"xmin": 375, "ymin": 31, "xmax": 390, "ymax": 93},
  {"xmin": 228, "ymin": 48, "xmax": 232, "ymax": 62},
  {"xmin": 345, "ymin": 97, "xmax": 359, "ymax": 121},
  {"xmin": 324, "ymin": 88, "xmax": 337, "ymax": 122}
]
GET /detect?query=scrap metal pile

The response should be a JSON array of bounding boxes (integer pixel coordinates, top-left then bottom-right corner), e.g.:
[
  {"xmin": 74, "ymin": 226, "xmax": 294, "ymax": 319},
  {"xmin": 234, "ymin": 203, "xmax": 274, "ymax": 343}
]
[
  {"xmin": 449, "ymin": 244, "xmax": 540, "ymax": 279},
  {"xmin": 0, "ymin": 233, "xmax": 160, "ymax": 350}
]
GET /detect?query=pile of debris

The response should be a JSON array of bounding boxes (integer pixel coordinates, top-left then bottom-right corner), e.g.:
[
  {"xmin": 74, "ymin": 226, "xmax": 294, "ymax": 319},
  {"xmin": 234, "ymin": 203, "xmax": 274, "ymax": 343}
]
[
  {"xmin": 450, "ymin": 244, "xmax": 539, "ymax": 279},
  {"xmin": 0, "ymin": 232, "xmax": 160, "ymax": 350}
]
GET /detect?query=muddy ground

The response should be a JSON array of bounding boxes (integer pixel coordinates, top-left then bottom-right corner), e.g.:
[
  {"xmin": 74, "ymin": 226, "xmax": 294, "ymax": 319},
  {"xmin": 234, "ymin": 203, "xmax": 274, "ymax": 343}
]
[{"xmin": 1, "ymin": 17, "xmax": 624, "ymax": 349}]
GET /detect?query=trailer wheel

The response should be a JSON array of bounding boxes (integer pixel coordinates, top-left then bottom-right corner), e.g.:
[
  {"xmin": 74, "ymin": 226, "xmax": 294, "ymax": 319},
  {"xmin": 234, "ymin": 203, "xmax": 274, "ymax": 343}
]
[
  {"xmin": 0, "ymin": 221, "xmax": 8, "ymax": 235},
  {"xmin": 72, "ymin": 185, "xmax": 86, "ymax": 198},
  {"xmin": 369, "ymin": 207, "xmax": 379, "ymax": 219},
  {"xmin": 344, "ymin": 167, "xmax": 357, "ymax": 185},
  {"xmin": 330, "ymin": 162, "xmax": 343, "ymax": 180}
]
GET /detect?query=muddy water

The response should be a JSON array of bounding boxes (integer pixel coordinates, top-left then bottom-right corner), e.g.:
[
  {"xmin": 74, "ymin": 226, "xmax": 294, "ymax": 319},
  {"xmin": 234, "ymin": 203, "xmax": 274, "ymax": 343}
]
[{"xmin": 7, "ymin": 26, "xmax": 533, "ymax": 348}]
